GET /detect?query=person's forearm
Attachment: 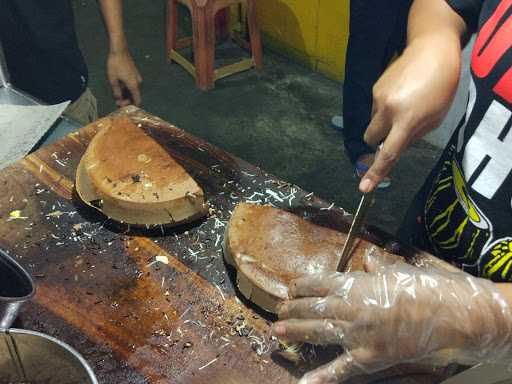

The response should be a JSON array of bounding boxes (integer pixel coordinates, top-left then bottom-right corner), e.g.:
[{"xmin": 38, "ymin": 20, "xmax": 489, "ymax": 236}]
[
  {"xmin": 99, "ymin": 0, "xmax": 142, "ymax": 106},
  {"xmin": 496, "ymin": 283, "xmax": 512, "ymax": 307},
  {"xmin": 408, "ymin": 0, "xmax": 467, "ymax": 44},
  {"xmin": 98, "ymin": 0, "xmax": 128, "ymax": 53}
]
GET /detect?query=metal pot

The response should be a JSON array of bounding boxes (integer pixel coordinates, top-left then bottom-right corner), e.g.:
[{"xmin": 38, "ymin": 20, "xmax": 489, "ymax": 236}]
[
  {"xmin": 0, "ymin": 250, "xmax": 35, "ymax": 329},
  {"xmin": 0, "ymin": 328, "xmax": 98, "ymax": 384}
]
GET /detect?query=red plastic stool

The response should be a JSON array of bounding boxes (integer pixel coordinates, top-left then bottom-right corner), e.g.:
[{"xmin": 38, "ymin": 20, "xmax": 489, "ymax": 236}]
[{"xmin": 166, "ymin": 0, "xmax": 263, "ymax": 90}]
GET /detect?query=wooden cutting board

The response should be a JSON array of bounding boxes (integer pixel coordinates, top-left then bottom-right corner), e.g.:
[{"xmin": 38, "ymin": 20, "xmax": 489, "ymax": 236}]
[{"xmin": 0, "ymin": 106, "xmax": 457, "ymax": 384}]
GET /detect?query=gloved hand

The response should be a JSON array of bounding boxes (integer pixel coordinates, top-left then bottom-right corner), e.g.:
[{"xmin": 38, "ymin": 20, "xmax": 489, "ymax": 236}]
[{"xmin": 272, "ymin": 249, "xmax": 512, "ymax": 384}]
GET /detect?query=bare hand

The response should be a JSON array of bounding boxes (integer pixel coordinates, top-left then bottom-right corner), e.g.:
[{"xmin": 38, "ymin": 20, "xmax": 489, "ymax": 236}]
[
  {"xmin": 359, "ymin": 38, "xmax": 461, "ymax": 193},
  {"xmin": 107, "ymin": 50, "xmax": 142, "ymax": 107}
]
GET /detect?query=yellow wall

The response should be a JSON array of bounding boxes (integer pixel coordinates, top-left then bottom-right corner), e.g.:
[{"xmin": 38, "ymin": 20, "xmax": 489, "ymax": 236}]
[{"xmin": 255, "ymin": 0, "xmax": 349, "ymax": 82}]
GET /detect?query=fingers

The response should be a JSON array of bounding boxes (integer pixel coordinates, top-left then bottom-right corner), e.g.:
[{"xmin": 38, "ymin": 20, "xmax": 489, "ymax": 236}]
[
  {"xmin": 124, "ymin": 66, "xmax": 143, "ymax": 106},
  {"xmin": 298, "ymin": 347, "xmax": 383, "ymax": 384},
  {"xmin": 110, "ymin": 77, "xmax": 132, "ymax": 107},
  {"xmin": 363, "ymin": 246, "xmax": 406, "ymax": 273},
  {"xmin": 360, "ymin": 119, "xmax": 414, "ymax": 193},
  {"xmin": 290, "ymin": 273, "xmax": 358, "ymax": 298},
  {"xmin": 110, "ymin": 79, "xmax": 141, "ymax": 107},
  {"xmin": 410, "ymin": 250, "xmax": 462, "ymax": 273},
  {"xmin": 272, "ymin": 319, "xmax": 349, "ymax": 345},
  {"xmin": 297, "ymin": 354, "xmax": 364, "ymax": 384},
  {"xmin": 107, "ymin": 53, "xmax": 143, "ymax": 107},
  {"xmin": 358, "ymin": 144, "xmax": 399, "ymax": 193},
  {"xmin": 110, "ymin": 80, "xmax": 124, "ymax": 106},
  {"xmin": 278, "ymin": 296, "xmax": 358, "ymax": 321},
  {"xmin": 126, "ymin": 79, "xmax": 142, "ymax": 106},
  {"xmin": 364, "ymin": 109, "xmax": 390, "ymax": 147}
]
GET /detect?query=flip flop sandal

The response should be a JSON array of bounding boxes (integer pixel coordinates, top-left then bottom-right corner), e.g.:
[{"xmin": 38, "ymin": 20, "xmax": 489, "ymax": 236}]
[
  {"xmin": 330, "ymin": 115, "xmax": 344, "ymax": 132},
  {"xmin": 355, "ymin": 161, "xmax": 391, "ymax": 189}
]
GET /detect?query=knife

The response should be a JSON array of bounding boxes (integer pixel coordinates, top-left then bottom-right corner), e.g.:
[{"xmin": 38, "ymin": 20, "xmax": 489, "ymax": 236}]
[{"xmin": 337, "ymin": 191, "xmax": 375, "ymax": 272}]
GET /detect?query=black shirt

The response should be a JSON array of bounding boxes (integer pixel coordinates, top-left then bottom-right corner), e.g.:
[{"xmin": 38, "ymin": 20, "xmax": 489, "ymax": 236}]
[
  {"xmin": 0, "ymin": 0, "xmax": 88, "ymax": 103},
  {"xmin": 402, "ymin": 0, "xmax": 512, "ymax": 282}
]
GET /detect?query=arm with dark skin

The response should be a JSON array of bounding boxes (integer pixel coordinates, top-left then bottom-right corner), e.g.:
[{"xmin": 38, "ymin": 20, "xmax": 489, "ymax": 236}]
[{"xmin": 98, "ymin": 0, "xmax": 142, "ymax": 107}]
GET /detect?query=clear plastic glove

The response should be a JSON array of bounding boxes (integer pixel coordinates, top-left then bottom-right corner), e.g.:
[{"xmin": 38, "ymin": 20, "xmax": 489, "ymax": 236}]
[
  {"xmin": 107, "ymin": 49, "xmax": 143, "ymax": 107},
  {"xmin": 272, "ymin": 249, "xmax": 512, "ymax": 384}
]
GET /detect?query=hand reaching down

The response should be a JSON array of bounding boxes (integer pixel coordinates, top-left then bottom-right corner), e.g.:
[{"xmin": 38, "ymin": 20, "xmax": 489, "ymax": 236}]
[{"xmin": 107, "ymin": 49, "xmax": 142, "ymax": 107}]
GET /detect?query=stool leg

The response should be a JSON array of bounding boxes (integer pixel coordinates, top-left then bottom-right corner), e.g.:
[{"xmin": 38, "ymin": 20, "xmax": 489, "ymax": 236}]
[
  {"xmin": 216, "ymin": 8, "xmax": 231, "ymax": 41},
  {"xmin": 246, "ymin": 0, "xmax": 263, "ymax": 71},
  {"xmin": 192, "ymin": 5, "xmax": 215, "ymax": 90},
  {"xmin": 166, "ymin": 0, "xmax": 178, "ymax": 62}
]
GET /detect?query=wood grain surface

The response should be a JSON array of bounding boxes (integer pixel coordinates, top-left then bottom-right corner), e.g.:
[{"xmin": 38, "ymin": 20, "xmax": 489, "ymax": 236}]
[{"xmin": 0, "ymin": 106, "xmax": 456, "ymax": 383}]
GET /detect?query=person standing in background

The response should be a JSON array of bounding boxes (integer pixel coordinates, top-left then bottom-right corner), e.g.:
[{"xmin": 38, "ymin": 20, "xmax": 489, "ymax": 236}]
[
  {"xmin": 333, "ymin": 0, "xmax": 412, "ymax": 188},
  {"xmin": 0, "ymin": 0, "xmax": 142, "ymax": 125}
]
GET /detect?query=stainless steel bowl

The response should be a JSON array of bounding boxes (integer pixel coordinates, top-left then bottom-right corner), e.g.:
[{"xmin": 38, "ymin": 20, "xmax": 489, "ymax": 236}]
[
  {"xmin": 0, "ymin": 328, "xmax": 98, "ymax": 384},
  {"xmin": 0, "ymin": 250, "xmax": 35, "ymax": 329}
]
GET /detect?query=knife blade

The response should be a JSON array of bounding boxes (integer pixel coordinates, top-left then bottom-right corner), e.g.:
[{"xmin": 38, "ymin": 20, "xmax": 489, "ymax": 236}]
[{"xmin": 337, "ymin": 191, "xmax": 375, "ymax": 272}]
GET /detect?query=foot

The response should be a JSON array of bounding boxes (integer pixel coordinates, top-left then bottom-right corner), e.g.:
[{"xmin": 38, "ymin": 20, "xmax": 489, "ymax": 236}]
[
  {"xmin": 355, "ymin": 154, "xmax": 391, "ymax": 189},
  {"xmin": 331, "ymin": 115, "xmax": 344, "ymax": 132}
]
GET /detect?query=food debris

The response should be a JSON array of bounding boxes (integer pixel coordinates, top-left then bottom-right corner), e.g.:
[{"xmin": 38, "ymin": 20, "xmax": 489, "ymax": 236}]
[
  {"xmin": 320, "ymin": 202, "xmax": 335, "ymax": 211},
  {"xmin": 185, "ymin": 191, "xmax": 197, "ymax": 199},
  {"xmin": 155, "ymin": 255, "xmax": 169, "ymax": 265},
  {"xmin": 249, "ymin": 334, "xmax": 272, "ymax": 356},
  {"xmin": 278, "ymin": 341, "xmax": 304, "ymax": 364},
  {"xmin": 198, "ymin": 357, "xmax": 218, "ymax": 370},
  {"xmin": 214, "ymin": 234, "xmax": 222, "ymax": 247},
  {"xmin": 8, "ymin": 210, "xmax": 28, "ymax": 220},
  {"xmin": 178, "ymin": 307, "xmax": 191, "ymax": 320},
  {"xmin": 146, "ymin": 255, "xmax": 170, "ymax": 268},
  {"xmin": 265, "ymin": 189, "xmax": 284, "ymax": 203},
  {"xmin": 213, "ymin": 283, "xmax": 226, "ymax": 301},
  {"xmin": 214, "ymin": 218, "xmax": 225, "ymax": 229},
  {"xmin": 137, "ymin": 154, "xmax": 152, "ymax": 164},
  {"xmin": 46, "ymin": 210, "xmax": 64, "ymax": 218}
]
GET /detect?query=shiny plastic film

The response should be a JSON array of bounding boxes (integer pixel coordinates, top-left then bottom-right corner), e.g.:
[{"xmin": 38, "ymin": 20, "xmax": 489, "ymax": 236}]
[{"xmin": 272, "ymin": 246, "xmax": 512, "ymax": 384}]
